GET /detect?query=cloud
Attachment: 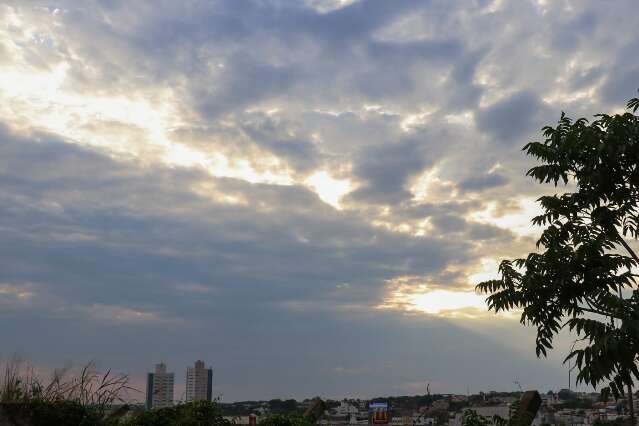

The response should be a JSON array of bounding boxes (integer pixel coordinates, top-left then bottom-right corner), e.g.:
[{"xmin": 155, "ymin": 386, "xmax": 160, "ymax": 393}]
[
  {"xmin": 0, "ymin": 124, "xmax": 475, "ymax": 315},
  {"xmin": 0, "ymin": 125, "xmax": 564, "ymax": 399},
  {"xmin": 476, "ymin": 91, "xmax": 550, "ymax": 144},
  {"xmin": 458, "ymin": 172, "xmax": 509, "ymax": 192},
  {"xmin": 349, "ymin": 136, "xmax": 431, "ymax": 204},
  {"xmin": 194, "ymin": 54, "xmax": 303, "ymax": 119},
  {"xmin": 601, "ymin": 64, "xmax": 639, "ymax": 107},
  {"xmin": 2, "ymin": 0, "xmax": 638, "ymax": 399},
  {"xmin": 238, "ymin": 112, "xmax": 322, "ymax": 174}
]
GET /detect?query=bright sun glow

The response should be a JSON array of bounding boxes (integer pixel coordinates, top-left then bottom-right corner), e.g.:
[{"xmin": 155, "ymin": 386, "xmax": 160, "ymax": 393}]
[
  {"xmin": 469, "ymin": 197, "xmax": 543, "ymax": 237},
  {"xmin": 305, "ymin": 171, "xmax": 352, "ymax": 209},
  {"xmin": 0, "ymin": 55, "xmax": 296, "ymax": 187},
  {"xmin": 410, "ymin": 167, "xmax": 458, "ymax": 203},
  {"xmin": 467, "ymin": 257, "xmax": 501, "ymax": 285},
  {"xmin": 408, "ymin": 289, "xmax": 487, "ymax": 315},
  {"xmin": 380, "ymin": 274, "xmax": 492, "ymax": 318}
]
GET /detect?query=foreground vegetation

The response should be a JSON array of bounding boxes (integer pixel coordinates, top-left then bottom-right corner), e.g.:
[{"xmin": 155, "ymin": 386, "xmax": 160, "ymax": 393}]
[
  {"xmin": 0, "ymin": 357, "xmax": 314, "ymax": 425},
  {"xmin": 0, "ymin": 356, "xmax": 134, "ymax": 425},
  {"xmin": 478, "ymin": 91, "xmax": 639, "ymax": 419}
]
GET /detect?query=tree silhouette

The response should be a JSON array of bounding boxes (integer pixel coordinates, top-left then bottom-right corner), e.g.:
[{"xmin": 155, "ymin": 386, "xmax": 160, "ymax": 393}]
[{"xmin": 477, "ymin": 92, "xmax": 639, "ymax": 422}]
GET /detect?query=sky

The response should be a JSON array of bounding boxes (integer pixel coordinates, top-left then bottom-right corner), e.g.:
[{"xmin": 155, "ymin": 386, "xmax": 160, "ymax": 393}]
[{"xmin": 0, "ymin": 0, "xmax": 638, "ymax": 402}]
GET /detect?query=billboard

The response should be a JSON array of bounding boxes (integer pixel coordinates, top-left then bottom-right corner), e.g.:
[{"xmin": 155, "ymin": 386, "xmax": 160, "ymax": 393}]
[{"xmin": 369, "ymin": 402, "xmax": 389, "ymax": 424}]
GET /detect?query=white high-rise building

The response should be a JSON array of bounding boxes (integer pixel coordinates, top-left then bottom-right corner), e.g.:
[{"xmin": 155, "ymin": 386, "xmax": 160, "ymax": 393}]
[
  {"xmin": 146, "ymin": 363, "xmax": 174, "ymax": 409},
  {"xmin": 185, "ymin": 360, "xmax": 213, "ymax": 402}
]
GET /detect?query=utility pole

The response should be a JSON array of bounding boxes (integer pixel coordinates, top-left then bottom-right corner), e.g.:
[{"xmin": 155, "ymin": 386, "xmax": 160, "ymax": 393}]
[
  {"xmin": 568, "ymin": 360, "xmax": 571, "ymax": 391},
  {"xmin": 627, "ymin": 383, "xmax": 635, "ymax": 426},
  {"xmin": 616, "ymin": 287, "xmax": 635, "ymax": 426}
]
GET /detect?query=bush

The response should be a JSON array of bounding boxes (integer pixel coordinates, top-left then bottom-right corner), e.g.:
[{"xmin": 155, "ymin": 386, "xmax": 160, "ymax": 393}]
[
  {"xmin": 0, "ymin": 400, "xmax": 108, "ymax": 426},
  {"xmin": 258, "ymin": 414, "xmax": 315, "ymax": 426},
  {"xmin": 0, "ymin": 356, "xmax": 135, "ymax": 425},
  {"xmin": 122, "ymin": 401, "xmax": 231, "ymax": 426},
  {"xmin": 461, "ymin": 410, "xmax": 494, "ymax": 426}
]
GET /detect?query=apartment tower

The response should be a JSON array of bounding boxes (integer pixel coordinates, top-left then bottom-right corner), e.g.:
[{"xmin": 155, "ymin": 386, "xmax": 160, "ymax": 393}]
[
  {"xmin": 146, "ymin": 363, "xmax": 174, "ymax": 409},
  {"xmin": 185, "ymin": 360, "xmax": 213, "ymax": 402}
]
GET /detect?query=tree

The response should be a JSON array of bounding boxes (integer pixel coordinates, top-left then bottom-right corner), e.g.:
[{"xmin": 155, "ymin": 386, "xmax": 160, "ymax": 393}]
[
  {"xmin": 477, "ymin": 93, "xmax": 639, "ymax": 419},
  {"xmin": 557, "ymin": 389, "xmax": 576, "ymax": 401},
  {"xmin": 122, "ymin": 401, "xmax": 231, "ymax": 426},
  {"xmin": 258, "ymin": 414, "xmax": 314, "ymax": 426},
  {"xmin": 461, "ymin": 410, "xmax": 494, "ymax": 426}
]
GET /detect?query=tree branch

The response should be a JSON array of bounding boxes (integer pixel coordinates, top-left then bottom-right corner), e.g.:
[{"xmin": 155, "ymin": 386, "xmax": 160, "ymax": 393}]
[
  {"xmin": 619, "ymin": 237, "xmax": 639, "ymax": 264},
  {"xmin": 579, "ymin": 304, "xmax": 623, "ymax": 320}
]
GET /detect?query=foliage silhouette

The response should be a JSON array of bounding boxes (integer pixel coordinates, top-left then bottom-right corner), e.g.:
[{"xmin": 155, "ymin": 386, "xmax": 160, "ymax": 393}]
[
  {"xmin": 258, "ymin": 414, "xmax": 315, "ymax": 426},
  {"xmin": 1, "ymin": 356, "xmax": 134, "ymax": 425},
  {"xmin": 121, "ymin": 400, "xmax": 231, "ymax": 426},
  {"xmin": 477, "ymin": 92, "xmax": 639, "ymax": 408}
]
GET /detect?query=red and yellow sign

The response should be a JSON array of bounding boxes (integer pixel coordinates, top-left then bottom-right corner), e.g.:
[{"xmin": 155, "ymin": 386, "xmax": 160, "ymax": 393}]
[{"xmin": 369, "ymin": 402, "xmax": 389, "ymax": 424}]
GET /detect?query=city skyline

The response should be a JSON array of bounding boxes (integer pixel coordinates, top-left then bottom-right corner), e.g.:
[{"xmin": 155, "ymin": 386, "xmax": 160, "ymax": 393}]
[
  {"xmin": 89, "ymin": 357, "xmax": 595, "ymax": 405},
  {"xmin": 141, "ymin": 357, "xmax": 592, "ymax": 406},
  {"xmin": 1, "ymin": 0, "xmax": 638, "ymax": 401}
]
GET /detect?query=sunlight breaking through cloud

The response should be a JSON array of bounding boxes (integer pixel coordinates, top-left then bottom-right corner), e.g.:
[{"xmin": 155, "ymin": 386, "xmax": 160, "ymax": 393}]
[
  {"xmin": 469, "ymin": 198, "xmax": 544, "ymax": 237},
  {"xmin": 0, "ymin": 0, "xmax": 636, "ymax": 398},
  {"xmin": 305, "ymin": 171, "xmax": 353, "ymax": 209}
]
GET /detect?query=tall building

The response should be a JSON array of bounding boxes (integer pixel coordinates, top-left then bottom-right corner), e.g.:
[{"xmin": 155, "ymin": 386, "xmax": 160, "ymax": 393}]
[
  {"xmin": 146, "ymin": 363, "xmax": 174, "ymax": 410},
  {"xmin": 185, "ymin": 360, "xmax": 213, "ymax": 402}
]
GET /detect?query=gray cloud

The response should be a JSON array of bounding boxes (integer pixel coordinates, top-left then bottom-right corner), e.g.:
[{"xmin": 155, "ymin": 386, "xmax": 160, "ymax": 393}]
[
  {"xmin": 0, "ymin": 123, "xmax": 470, "ymax": 317},
  {"xmin": 0, "ymin": 125, "xmax": 542, "ymax": 399},
  {"xmin": 239, "ymin": 113, "xmax": 322, "ymax": 173},
  {"xmin": 459, "ymin": 172, "xmax": 509, "ymax": 192},
  {"xmin": 2, "ymin": 0, "xmax": 639, "ymax": 399},
  {"xmin": 348, "ymin": 137, "xmax": 431, "ymax": 204},
  {"xmin": 476, "ymin": 91, "xmax": 550, "ymax": 144},
  {"xmin": 601, "ymin": 64, "xmax": 639, "ymax": 107},
  {"xmin": 195, "ymin": 54, "xmax": 303, "ymax": 119}
]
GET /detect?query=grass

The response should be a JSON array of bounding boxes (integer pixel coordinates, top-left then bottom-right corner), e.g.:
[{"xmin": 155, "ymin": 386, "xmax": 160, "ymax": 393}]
[{"xmin": 0, "ymin": 354, "xmax": 137, "ymax": 425}]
